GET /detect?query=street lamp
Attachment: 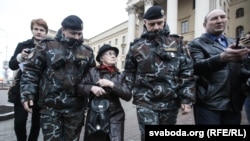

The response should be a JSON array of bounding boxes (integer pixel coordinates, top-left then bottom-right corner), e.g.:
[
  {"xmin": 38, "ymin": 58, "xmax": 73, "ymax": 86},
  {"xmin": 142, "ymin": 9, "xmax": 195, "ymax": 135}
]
[{"xmin": 0, "ymin": 28, "xmax": 9, "ymax": 84}]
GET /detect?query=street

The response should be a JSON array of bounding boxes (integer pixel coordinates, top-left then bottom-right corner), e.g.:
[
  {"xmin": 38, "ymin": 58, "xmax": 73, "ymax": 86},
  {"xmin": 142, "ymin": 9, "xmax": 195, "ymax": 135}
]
[{"xmin": 0, "ymin": 89, "xmax": 248, "ymax": 141}]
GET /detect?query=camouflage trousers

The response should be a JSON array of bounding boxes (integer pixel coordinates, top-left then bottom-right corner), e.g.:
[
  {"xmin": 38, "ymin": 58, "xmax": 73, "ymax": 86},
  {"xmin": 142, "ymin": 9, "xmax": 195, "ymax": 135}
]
[
  {"xmin": 136, "ymin": 105, "xmax": 179, "ymax": 141},
  {"xmin": 40, "ymin": 110, "xmax": 85, "ymax": 141}
]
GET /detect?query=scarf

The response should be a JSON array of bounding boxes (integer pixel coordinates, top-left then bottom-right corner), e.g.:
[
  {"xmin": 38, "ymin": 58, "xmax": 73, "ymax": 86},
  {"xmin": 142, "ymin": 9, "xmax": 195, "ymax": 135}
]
[{"xmin": 99, "ymin": 64, "xmax": 116, "ymax": 73}]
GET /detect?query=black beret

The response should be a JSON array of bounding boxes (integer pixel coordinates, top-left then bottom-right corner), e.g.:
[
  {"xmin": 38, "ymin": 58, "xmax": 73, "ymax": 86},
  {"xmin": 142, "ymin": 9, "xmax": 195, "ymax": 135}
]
[
  {"xmin": 61, "ymin": 15, "xmax": 83, "ymax": 30},
  {"xmin": 96, "ymin": 44, "xmax": 119, "ymax": 62},
  {"xmin": 143, "ymin": 5, "xmax": 165, "ymax": 20}
]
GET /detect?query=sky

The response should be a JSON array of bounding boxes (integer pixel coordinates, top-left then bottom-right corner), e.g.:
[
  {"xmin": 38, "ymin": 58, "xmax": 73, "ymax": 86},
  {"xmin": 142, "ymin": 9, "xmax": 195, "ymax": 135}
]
[
  {"xmin": 0, "ymin": 0, "xmax": 128, "ymax": 78},
  {"xmin": 0, "ymin": 0, "xmax": 128, "ymax": 60}
]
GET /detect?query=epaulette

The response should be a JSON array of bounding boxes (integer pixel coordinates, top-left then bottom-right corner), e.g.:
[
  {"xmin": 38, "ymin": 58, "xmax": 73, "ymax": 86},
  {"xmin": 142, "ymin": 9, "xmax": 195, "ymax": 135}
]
[
  {"xmin": 130, "ymin": 38, "xmax": 141, "ymax": 46},
  {"xmin": 82, "ymin": 44, "xmax": 94, "ymax": 51},
  {"xmin": 169, "ymin": 34, "xmax": 181, "ymax": 38},
  {"xmin": 41, "ymin": 37, "xmax": 54, "ymax": 42}
]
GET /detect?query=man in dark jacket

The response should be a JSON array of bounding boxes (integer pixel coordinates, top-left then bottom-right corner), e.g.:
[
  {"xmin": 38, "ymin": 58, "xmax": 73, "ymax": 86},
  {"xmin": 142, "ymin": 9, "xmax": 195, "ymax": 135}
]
[
  {"xmin": 188, "ymin": 9, "xmax": 250, "ymax": 124},
  {"xmin": 9, "ymin": 18, "xmax": 48, "ymax": 141},
  {"xmin": 20, "ymin": 15, "xmax": 96, "ymax": 140},
  {"xmin": 124, "ymin": 5, "xmax": 195, "ymax": 141},
  {"xmin": 243, "ymin": 32, "xmax": 250, "ymax": 124}
]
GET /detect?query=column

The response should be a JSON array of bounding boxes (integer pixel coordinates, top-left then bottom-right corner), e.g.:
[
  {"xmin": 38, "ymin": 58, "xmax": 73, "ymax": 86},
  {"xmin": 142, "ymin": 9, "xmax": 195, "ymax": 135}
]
[
  {"xmin": 137, "ymin": 0, "xmax": 154, "ymax": 35},
  {"xmin": 194, "ymin": 0, "xmax": 210, "ymax": 37},
  {"xmin": 138, "ymin": 14, "xmax": 144, "ymax": 37},
  {"xmin": 126, "ymin": 5, "xmax": 136, "ymax": 54},
  {"xmin": 166, "ymin": 0, "xmax": 178, "ymax": 34},
  {"xmin": 144, "ymin": 0, "xmax": 153, "ymax": 12},
  {"xmin": 210, "ymin": 0, "xmax": 217, "ymax": 9}
]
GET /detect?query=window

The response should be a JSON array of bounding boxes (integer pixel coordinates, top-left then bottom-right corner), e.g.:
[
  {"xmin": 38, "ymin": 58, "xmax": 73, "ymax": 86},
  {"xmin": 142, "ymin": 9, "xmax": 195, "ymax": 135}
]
[
  {"xmin": 223, "ymin": 2, "xmax": 226, "ymax": 12},
  {"xmin": 122, "ymin": 45, "xmax": 125, "ymax": 55},
  {"xmin": 115, "ymin": 39, "xmax": 118, "ymax": 45},
  {"xmin": 236, "ymin": 8, "xmax": 244, "ymax": 18},
  {"xmin": 236, "ymin": 26, "xmax": 244, "ymax": 38},
  {"xmin": 181, "ymin": 21, "xmax": 189, "ymax": 34},
  {"xmin": 122, "ymin": 36, "xmax": 126, "ymax": 43},
  {"xmin": 122, "ymin": 61, "xmax": 125, "ymax": 69}
]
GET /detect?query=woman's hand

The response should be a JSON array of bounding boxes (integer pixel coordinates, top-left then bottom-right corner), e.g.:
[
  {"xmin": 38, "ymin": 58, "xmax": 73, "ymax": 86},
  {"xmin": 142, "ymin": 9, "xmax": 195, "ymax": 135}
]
[
  {"xmin": 91, "ymin": 86, "xmax": 106, "ymax": 97},
  {"xmin": 97, "ymin": 79, "xmax": 114, "ymax": 88}
]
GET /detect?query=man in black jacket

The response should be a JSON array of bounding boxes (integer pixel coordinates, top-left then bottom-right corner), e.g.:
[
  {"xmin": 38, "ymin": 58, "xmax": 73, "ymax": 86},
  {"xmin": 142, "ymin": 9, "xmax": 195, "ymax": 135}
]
[
  {"xmin": 20, "ymin": 15, "xmax": 96, "ymax": 140},
  {"xmin": 9, "ymin": 18, "xmax": 48, "ymax": 141},
  {"xmin": 188, "ymin": 9, "xmax": 250, "ymax": 124}
]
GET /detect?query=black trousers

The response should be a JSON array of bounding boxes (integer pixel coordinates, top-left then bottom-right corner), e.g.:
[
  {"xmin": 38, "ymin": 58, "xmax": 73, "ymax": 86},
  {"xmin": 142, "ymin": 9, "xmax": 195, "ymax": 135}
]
[
  {"xmin": 194, "ymin": 104, "xmax": 241, "ymax": 125},
  {"xmin": 14, "ymin": 102, "xmax": 41, "ymax": 141}
]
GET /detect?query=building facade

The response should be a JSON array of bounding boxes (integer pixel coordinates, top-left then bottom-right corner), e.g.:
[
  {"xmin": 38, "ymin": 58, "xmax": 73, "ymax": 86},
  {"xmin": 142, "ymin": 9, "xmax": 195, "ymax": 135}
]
[{"xmin": 86, "ymin": 0, "xmax": 249, "ymax": 70}]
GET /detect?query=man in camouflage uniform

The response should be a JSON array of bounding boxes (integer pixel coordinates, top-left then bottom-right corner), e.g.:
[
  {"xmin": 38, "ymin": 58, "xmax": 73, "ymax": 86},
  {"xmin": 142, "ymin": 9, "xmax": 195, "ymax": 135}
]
[
  {"xmin": 124, "ymin": 5, "xmax": 195, "ymax": 141},
  {"xmin": 20, "ymin": 15, "xmax": 96, "ymax": 140}
]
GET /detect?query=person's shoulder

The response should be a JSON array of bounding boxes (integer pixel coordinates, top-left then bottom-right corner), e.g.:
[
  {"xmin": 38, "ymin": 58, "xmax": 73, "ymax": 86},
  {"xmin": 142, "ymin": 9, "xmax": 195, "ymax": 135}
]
[
  {"xmin": 82, "ymin": 44, "xmax": 94, "ymax": 52},
  {"xmin": 40, "ymin": 37, "xmax": 54, "ymax": 43},
  {"xmin": 130, "ymin": 37, "xmax": 142, "ymax": 46},
  {"xmin": 18, "ymin": 39, "xmax": 33, "ymax": 45},
  {"xmin": 188, "ymin": 38, "xmax": 201, "ymax": 47},
  {"xmin": 167, "ymin": 34, "xmax": 184, "ymax": 46},
  {"xmin": 188, "ymin": 34, "xmax": 209, "ymax": 47},
  {"xmin": 169, "ymin": 34, "xmax": 182, "ymax": 38},
  {"xmin": 189, "ymin": 37, "xmax": 201, "ymax": 43}
]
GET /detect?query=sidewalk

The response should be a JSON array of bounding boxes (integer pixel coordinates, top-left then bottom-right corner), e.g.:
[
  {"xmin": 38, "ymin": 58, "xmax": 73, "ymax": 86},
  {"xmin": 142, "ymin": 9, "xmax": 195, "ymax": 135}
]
[
  {"xmin": 0, "ymin": 84, "xmax": 14, "ymax": 122},
  {"xmin": 0, "ymin": 89, "xmax": 248, "ymax": 141},
  {"xmin": 0, "ymin": 89, "xmax": 141, "ymax": 141}
]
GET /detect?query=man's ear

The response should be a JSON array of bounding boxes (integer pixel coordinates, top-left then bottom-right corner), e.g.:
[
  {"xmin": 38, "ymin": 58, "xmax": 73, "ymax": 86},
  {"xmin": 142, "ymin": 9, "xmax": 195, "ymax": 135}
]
[
  {"xmin": 163, "ymin": 21, "xmax": 167, "ymax": 28},
  {"xmin": 203, "ymin": 22, "xmax": 206, "ymax": 28},
  {"xmin": 61, "ymin": 27, "xmax": 66, "ymax": 35},
  {"xmin": 164, "ymin": 17, "xmax": 166, "ymax": 27}
]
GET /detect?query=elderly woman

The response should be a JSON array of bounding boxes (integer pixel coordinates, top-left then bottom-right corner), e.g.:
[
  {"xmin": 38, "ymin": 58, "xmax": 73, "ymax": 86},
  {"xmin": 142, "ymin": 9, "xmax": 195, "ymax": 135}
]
[{"xmin": 83, "ymin": 44, "xmax": 132, "ymax": 141}]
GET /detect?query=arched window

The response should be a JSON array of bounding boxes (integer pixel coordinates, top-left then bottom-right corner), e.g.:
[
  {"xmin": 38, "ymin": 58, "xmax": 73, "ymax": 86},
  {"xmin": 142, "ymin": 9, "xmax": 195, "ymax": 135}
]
[
  {"xmin": 236, "ymin": 26, "xmax": 244, "ymax": 38},
  {"xmin": 236, "ymin": 8, "xmax": 244, "ymax": 18}
]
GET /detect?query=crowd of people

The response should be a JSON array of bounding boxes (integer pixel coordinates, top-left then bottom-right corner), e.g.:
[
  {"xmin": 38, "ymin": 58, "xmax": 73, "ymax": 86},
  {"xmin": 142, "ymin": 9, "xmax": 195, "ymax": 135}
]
[{"xmin": 8, "ymin": 4, "xmax": 250, "ymax": 141}]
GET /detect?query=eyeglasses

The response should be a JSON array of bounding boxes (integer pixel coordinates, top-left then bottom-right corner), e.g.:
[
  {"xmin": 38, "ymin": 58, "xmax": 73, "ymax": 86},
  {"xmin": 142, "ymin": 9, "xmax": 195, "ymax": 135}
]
[{"xmin": 103, "ymin": 51, "xmax": 117, "ymax": 57}]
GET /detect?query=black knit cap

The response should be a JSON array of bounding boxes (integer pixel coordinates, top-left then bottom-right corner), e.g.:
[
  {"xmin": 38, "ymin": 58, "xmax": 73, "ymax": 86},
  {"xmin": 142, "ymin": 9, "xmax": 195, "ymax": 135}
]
[
  {"xmin": 61, "ymin": 15, "xmax": 83, "ymax": 30},
  {"xmin": 143, "ymin": 5, "xmax": 165, "ymax": 20},
  {"xmin": 96, "ymin": 44, "xmax": 119, "ymax": 62}
]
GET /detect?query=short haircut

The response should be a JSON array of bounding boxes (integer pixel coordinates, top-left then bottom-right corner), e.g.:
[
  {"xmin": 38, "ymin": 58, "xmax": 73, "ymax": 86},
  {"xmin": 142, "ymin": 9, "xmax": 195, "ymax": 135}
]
[
  {"xmin": 30, "ymin": 18, "xmax": 48, "ymax": 34},
  {"xmin": 203, "ymin": 9, "xmax": 225, "ymax": 23}
]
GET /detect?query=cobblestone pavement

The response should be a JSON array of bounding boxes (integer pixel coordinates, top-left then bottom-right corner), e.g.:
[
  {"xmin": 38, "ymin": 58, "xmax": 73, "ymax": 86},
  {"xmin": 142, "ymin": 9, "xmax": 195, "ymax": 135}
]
[{"xmin": 0, "ymin": 90, "xmax": 248, "ymax": 141}]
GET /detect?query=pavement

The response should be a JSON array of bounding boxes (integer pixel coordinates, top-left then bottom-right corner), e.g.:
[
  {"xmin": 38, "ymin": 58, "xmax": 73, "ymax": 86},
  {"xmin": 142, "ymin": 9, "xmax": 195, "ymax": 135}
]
[{"xmin": 0, "ymin": 89, "xmax": 248, "ymax": 141}]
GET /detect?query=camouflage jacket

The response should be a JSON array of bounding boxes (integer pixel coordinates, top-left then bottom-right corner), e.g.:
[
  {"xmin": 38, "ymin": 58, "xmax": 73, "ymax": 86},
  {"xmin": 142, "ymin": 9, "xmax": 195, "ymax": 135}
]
[
  {"xmin": 20, "ymin": 33, "xmax": 96, "ymax": 114},
  {"xmin": 124, "ymin": 28, "xmax": 195, "ymax": 111}
]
